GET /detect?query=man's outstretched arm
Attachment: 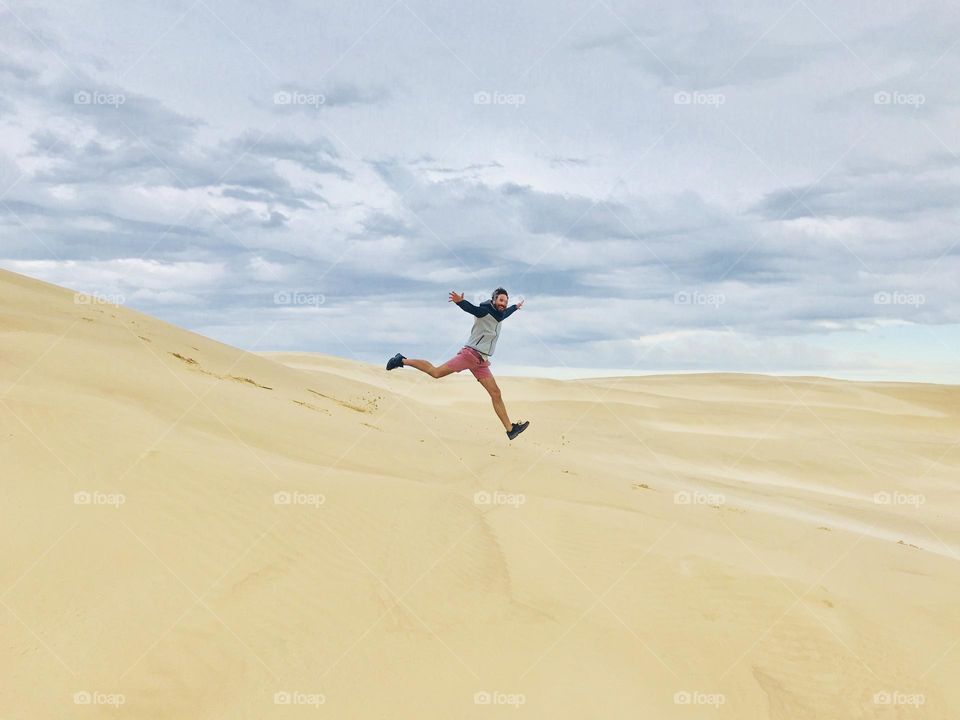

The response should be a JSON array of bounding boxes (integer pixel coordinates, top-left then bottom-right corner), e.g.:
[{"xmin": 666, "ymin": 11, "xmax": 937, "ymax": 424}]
[{"xmin": 448, "ymin": 290, "xmax": 488, "ymax": 317}]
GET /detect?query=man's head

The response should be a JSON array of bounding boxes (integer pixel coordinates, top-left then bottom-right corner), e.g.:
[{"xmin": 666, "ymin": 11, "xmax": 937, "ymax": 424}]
[{"xmin": 492, "ymin": 287, "xmax": 509, "ymax": 311}]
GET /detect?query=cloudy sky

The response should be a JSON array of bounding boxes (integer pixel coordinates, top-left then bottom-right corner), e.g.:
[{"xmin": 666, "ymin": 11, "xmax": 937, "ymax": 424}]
[{"xmin": 2, "ymin": 0, "xmax": 959, "ymax": 382}]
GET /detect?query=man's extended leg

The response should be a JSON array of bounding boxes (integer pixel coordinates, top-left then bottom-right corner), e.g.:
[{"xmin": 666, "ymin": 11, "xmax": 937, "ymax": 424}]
[
  {"xmin": 403, "ymin": 358, "xmax": 455, "ymax": 379},
  {"xmin": 477, "ymin": 376, "xmax": 512, "ymax": 431}
]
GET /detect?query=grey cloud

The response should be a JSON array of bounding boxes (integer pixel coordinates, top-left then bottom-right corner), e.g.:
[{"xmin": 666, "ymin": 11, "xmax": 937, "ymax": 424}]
[
  {"xmin": 264, "ymin": 82, "xmax": 391, "ymax": 116},
  {"xmin": 222, "ymin": 130, "xmax": 349, "ymax": 179},
  {"xmin": 753, "ymin": 176, "xmax": 960, "ymax": 221},
  {"xmin": 421, "ymin": 161, "xmax": 504, "ymax": 175},
  {"xmin": 357, "ymin": 211, "xmax": 414, "ymax": 238},
  {"xmin": 571, "ymin": 11, "xmax": 838, "ymax": 89},
  {"xmin": 45, "ymin": 76, "xmax": 204, "ymax": 150},
  {"xmin": 0, "ymin": 52, "xmax": 40, "ymax": 83},
  {"xmin": 219, "ymin": 187, "xmax": 317, "ymax": 210},
  {"xmin": 0, "ymin": 199, "xmax": 209, "ymax": 259},
  {"xmin": 30, "ymin": 125, "xmax": 341, "ymax": 210},
  {"xmin": 540, "ymin": 154, "xmax": 590, "ymax": 167},
  {"xmin": 15, "ymin": 63, "xmax": 349, "ymax": 201},
  {"xmin": 262, "ymin": 210, "xmax": 289, "ymax": 228},
  {"xmin": 844, "ymin": 152, "xmax": 959, "ymax": 178},
  {"xmin": 849, "ymin": 7, "xmax": 960, "ymax": 67}
]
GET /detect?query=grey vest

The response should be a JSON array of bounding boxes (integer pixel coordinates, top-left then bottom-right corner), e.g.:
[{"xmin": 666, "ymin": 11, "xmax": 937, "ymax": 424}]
[{"xmin": 458, "ymin": 299, "xmax": 517, "ymax": 357}]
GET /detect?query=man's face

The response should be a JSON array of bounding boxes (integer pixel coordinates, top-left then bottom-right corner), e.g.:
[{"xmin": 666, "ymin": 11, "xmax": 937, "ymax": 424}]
[{"xmin": 493, "ymin": 293, "xmax": 508, "ymax": 311}]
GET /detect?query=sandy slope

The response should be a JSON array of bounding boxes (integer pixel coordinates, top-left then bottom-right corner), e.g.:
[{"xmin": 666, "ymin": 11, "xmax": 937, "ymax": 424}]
[{"xmin": 2, "ymin": 267, "xmax": 959, "ymax": 719}]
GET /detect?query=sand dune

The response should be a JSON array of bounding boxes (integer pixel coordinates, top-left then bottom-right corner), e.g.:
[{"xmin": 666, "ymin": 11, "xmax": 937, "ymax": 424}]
[{"xmin": 2, "ymin": 267, "xmax": 959, "ymax": 718}]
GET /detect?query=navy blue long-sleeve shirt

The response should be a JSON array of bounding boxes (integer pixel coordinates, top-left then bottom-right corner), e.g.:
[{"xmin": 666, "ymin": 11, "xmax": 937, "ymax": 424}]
[{"xmin": 456, "ymin": 299, "xmax": 518, "ymax": 321}]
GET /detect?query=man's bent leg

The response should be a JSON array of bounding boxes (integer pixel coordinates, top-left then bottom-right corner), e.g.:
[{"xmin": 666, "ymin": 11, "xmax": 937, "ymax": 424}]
[
  {"xmin": 403, "ymin": 358, "xmax": 455, "ymax": 378},
  {"xmin": 477, "ymin": 376, "xmax": 512, "ymax": 431}
]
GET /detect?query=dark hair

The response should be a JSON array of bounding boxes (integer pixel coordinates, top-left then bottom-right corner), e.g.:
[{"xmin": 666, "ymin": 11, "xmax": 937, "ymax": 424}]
[{"xmin": 492, "ymin": 287, "xmax": 509, "ymax": 301}]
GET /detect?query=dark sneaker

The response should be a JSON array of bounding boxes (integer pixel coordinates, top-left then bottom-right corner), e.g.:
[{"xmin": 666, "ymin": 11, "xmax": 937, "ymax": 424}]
[
  {"xmin": 506, "ymin": 420, "xmax": 529, "ymax": 440},
  {"xmin": 386, "ymin": 353, "xmax": 406, "ymax": 371}
]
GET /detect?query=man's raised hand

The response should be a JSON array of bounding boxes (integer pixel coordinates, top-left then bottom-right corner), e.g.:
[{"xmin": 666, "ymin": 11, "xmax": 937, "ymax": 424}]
[
  {"xmin": 516, "ymin": 298, "xmax": 524, "ymax": 309},
  {"xmin": 449, "ymin": 291, "xmax": 464, "ymax": 303}
]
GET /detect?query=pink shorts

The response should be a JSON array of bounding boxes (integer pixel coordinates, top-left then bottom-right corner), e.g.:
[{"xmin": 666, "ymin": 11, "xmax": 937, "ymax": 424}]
[{"xmin": 443, "ymin": 346, "xmax": 493, "ymax": 380}]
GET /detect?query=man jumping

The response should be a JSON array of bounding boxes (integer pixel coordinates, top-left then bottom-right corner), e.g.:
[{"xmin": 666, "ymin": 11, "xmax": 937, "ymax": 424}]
[{"xmin": 385, "ymin": 287, "xmax": 530, "ymax": 440}]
